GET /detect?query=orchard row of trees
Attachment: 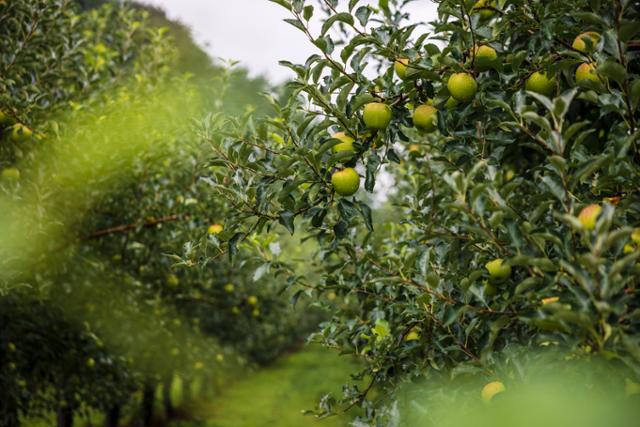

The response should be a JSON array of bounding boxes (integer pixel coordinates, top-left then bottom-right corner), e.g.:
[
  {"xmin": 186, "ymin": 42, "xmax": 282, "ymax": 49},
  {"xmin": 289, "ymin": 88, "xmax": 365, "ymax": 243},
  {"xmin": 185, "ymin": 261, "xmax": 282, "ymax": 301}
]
[
  {"xmin": 195, "ymin": 0, "xmax": 640, "ymax": 424},
  {"xmin": 0, "ymin": 1, "xmax": 321, "ymax": 426}
]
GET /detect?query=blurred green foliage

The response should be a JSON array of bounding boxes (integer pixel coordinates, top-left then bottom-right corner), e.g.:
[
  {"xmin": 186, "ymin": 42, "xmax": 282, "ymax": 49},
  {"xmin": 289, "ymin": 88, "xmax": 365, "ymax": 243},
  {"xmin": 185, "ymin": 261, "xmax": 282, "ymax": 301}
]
[{"xmin": 0, "ymin": 1, "xmax": 320, "ymax": 426}]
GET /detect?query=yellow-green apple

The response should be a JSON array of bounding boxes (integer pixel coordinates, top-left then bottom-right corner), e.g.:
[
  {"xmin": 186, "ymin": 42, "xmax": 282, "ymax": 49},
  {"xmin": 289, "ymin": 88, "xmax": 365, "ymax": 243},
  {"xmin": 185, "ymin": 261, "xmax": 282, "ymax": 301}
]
[
  {"xmin": 448, "ymin": 72, "xmax": 478, "ymax": 102},
  {"xmin": 525, "ymin": 71, "xmax": 555, "ymax": 96},
  {"xmin": 575, "ymin": 62, "xmax": 602, "ymax": 84},
  {"xmin": 395, "ymin": 57, "xmax": 409, "ymax": 80},
  {"xmin": 473, "ymin": 0, "xmax": 496, "ymax": 19},
  {"xmin": 331, "ymin": 168, "xmax": 360, "ymax": 196},
  {"xmin": 485, "ymin": 258, "xmax": 511, "ymax": 280},
  {"xmin": 474, "ymin": 45, "xmax": 498, "ymax": 71},
  {"xmin": 481, "ymin": 381, "xmax": 506, "ymax": 403},
  {"xmin": 9, "ymin": 123, "xmax": 32, "ymax": 142},
  {"xmin": 331, "ymin": 131, "xmax": 355, "ymax": 153},
  {"xmin": 572, "ymin": 31, "xmax": 600, "ymax": 53},
  {"xmin": 363, "ymin": 102, "xmax": 392, "ymax": 130},
  {"xmin": 578, "ymin": 204, "xmax": 601, "ymax": 230},
  {"xmin": 413, "ymin": 104, "xmax": 438, "ymax": 132}
]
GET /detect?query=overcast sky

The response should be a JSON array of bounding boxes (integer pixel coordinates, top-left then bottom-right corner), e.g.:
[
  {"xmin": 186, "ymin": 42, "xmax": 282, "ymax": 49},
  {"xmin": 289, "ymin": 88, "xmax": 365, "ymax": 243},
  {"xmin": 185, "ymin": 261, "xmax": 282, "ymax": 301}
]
[{"xmin": 139, "ymin": 0, "xmax": 439, "ymax": 84}]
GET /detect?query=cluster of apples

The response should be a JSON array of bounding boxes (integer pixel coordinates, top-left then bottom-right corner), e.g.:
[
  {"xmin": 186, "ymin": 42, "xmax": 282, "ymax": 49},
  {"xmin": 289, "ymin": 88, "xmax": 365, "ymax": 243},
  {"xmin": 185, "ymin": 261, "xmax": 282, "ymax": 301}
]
[
  {"xmin": 525, "ymin": 32, "xmax": 603, "ymax": 96},
  {"xmin": 328, "ymin": 3, "xmax": 603, "ymax": 198},
  {"xmin": 0, "ymin": 110, "xmax": 33, "ymax": 142}
]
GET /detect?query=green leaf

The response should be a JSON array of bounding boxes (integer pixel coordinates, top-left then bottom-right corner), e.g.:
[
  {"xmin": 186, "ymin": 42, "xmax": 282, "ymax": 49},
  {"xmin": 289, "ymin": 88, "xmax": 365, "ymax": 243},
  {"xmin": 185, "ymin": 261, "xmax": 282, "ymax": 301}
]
[
  {"xmin": 597, "ymin": 60, "xmax": 627, "ymax": 85},
  {"xmin": 358, "ymin": 201, "xmax": 373, "ymax": 231},
  {"xmin": 279, "ymin": 211, "xmax": 295, "ymax": 234},
  {"xmin": 321, "ymin": 13, "xmax": 354, "ymax": 36},
  {"xmin": 268, "ymin": 0, "xmax": 292, "ymax": 10},
  {"xmin": 303, "ymin": 5, "xmax": 314, "ymax": 21},
  {"xmin": 630, "ymin": 79, "xmax": 640, "ymax": 110}
]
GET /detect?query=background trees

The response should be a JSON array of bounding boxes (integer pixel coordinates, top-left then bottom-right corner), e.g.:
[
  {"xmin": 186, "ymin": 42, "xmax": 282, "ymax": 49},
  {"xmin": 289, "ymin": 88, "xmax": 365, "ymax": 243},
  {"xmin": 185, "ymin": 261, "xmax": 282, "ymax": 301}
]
[{"xmin": 0, "ymin": 1, "xmax": 317, "ymax": 426}]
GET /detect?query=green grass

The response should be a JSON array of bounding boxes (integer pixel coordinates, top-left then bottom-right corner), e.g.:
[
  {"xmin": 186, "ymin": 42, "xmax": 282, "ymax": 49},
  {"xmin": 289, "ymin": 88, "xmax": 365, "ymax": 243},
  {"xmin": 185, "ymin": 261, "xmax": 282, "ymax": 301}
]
[{"xmin": 175, "ymin": 345, "xmax": 360, "ymax": 427}]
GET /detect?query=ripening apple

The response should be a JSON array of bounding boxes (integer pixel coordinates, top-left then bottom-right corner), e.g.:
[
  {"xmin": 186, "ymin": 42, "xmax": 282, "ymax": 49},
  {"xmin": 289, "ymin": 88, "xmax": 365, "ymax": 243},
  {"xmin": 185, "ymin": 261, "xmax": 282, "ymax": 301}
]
[
  {"xmin": 572, "ymin": 31, "xmax": 600, "ymax": 53},
  {"xmin": 578, "ymin": 204, "xmax": 601, "ymax": 230},
  {"xmin": 575, "ymin": 62, "xmax": 602, "ymax": 84},
  {"xmin": 167, "ymin": 274, "xmax": 180, "ymax": 287},
  {"xmin": 363, "ymin": 102, "xmax": 392, "ymax": 130},
  {"xmin": 331, "ymin": 132, "xmax": 355, "ymax": 153},
  {"xmin": 472, "ymin": 0, "xmax": 496, "ymax": 20},
  {"xmin": 0, "ymin": 110, "xmax": 12, "ymax": 127},
  {"xmin": 208, "ymin": 223, "xmax": 223, "ymax": 234},
  {"xmin": 525, "ymin": 71, "xmax": 555, "ymax": 97},
  {"xmin": 448, "ymin": 73, "xmax": 477, "ymax": 102},
  {"xmin": 1, "ymin": 167, "xmax": 20, "ymax": 180},
  {"xmin": 413, "ymin": 104, "xmax": 438, "ymax": 133},
  {"xmin": 331, "ymin": 167, "xmax": 360, "ymax": 196},
  {"xmin": 395, "ymin": 57, "xmax": 409, "ymax": 80},
  {"xmin": 474, "ymin": 45, "xmax": 498, "ymax": 71},
  {"xmin": 9, "ymin": 123, "xmax": 32, "ymax": 142},
  {"xmin": 541, "ymin": 296, "xmax": 560, "ymax": 305},
  {"xmin": 485, "ymin": 258, "xmax": 511, "ymax": 280},
  {"xmin": 404, "ymin": 328, "xmax": 420, "ymax": 342},
  {"xmin": 481, "ymin": 381, "xmax": 506, "ymax": 403}
]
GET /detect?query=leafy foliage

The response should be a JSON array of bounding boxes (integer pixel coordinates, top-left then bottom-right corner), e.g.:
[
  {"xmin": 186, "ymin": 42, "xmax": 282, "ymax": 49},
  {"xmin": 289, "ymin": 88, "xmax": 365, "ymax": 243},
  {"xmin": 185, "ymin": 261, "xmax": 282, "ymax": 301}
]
[{"xmin": 199, "ymin": 0, "xmax": 640, "ymax": 422}]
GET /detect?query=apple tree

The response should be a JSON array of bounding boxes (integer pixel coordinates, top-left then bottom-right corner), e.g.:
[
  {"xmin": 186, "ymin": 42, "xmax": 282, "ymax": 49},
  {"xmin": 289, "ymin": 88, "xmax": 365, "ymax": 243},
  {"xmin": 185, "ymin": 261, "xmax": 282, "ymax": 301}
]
[{"xmin": 198, "ymin": 0, "xmax": 640, "ymax": 422}]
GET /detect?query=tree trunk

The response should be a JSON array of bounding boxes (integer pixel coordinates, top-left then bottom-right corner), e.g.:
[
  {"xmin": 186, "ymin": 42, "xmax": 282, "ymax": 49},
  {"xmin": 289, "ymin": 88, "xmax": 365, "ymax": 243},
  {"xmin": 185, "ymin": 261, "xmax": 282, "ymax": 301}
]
[
  {"xmin": 141, "ymin": 381, "xmax": 156, "ymax": 427},
  {"xmin": 57, "ymin": 405, "xmax": 74, "ymax": 427},
  {"xmin": 162, "ymin": 372, "xmax": 175, "ymax": 419},
  {"xmin": 105, "ymin": 404, "xmax": 120, "ymax": 427}
]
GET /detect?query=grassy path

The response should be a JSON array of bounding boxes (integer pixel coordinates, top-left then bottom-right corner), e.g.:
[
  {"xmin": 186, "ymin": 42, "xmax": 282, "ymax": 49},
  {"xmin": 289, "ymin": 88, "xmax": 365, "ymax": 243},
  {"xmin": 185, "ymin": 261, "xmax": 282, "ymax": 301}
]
[{"xmin": 176, "ymin": 345, "xmax": 359, "ymax": 427}]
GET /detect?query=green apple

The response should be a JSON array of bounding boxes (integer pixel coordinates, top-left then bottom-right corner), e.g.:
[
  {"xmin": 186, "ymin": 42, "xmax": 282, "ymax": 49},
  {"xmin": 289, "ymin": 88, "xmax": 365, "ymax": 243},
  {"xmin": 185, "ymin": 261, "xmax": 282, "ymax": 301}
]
[
  {"xmin": 331, "ymin": 131, "xmax": 355, "ymax": 153},
  {"xmin": 9, "ymin": 124, "xmax": 32, "ymax": 142},
  {"xmin": 395, "ymin": 57, "xmax": 409, "ymax": 80},
  {"xmin": 575, "ymin": 62, "xmax": 602, "ymax": 84},
  {"xmin": 572, "ymin": 31, "xmax": 600, "ymax": 53},
  {"xmin": 413, "ymin": 104, "xmax": 438, "ymax": 133},
  {"xmin": 1, "ymin": 167, "xmax": 20, "ymax": 180},
  {"xmin": 472, "ymin": 0, "xmax": 496, "ymax": 20},
  {"xmin": 224, "ymin": 283, "xmax": 235, "ymax": 293},
  {"xmin": 481, "ymin": 381, "xmax": 506, "ymax": 403},
  {"xmin": 331, "ymin": 168, "xmax": 360, "ymax": 196},
  {"xmin": 247, "ymin": 295, "xmax": 258, "ymax": 306},
  {"xmin": 167, "ymin": 274, "xmax": 180, "ymax": 287},
  {"xmin": 448, "ymin": 72, "xmax": 478, "ymax": 102},
  {"xmin": 525, "ymin": 71, "xmax": 555, "ymax": 97},
  {"xmin": 474, "ymin": 45, "xmax": 498, "ymax": 71},
  {"xmin": 208, "ymin": 223, "xmax": 223, "ymax": 234},
  {"xmin": 363, "ymin": 102, "xmax": 392, "ymax": 130},
  {"xmin": 578, "ymin": 204, "xmax": 601, "ymax": 230},
  {"xmin": 0, "ymin": 110, "xmax": 13, "ymax": 127},
  {"xmin": 485, "ymin": 258, "xmax": 511, "ymax": 280}
]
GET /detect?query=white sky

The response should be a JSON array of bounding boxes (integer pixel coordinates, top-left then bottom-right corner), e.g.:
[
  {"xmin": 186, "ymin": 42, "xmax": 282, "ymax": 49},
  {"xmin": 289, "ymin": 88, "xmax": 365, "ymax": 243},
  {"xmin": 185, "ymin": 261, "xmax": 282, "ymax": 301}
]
[{"xmin": 139, "ymin": 0, "xmax": 439, "ymax": 84}]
